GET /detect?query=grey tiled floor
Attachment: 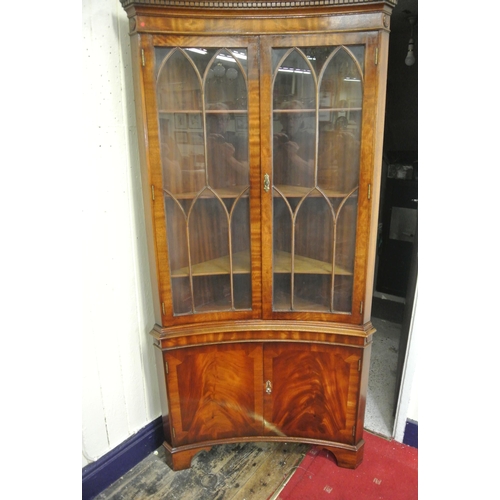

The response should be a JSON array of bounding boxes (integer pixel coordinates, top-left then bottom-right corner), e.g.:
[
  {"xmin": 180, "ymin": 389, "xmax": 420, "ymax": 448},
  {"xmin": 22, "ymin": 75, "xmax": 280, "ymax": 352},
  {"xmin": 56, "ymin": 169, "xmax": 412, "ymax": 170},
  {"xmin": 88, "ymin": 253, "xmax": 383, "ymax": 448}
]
[{"xmin": 364, "ymin": 317, "xmax": 402, "ymax": 438}]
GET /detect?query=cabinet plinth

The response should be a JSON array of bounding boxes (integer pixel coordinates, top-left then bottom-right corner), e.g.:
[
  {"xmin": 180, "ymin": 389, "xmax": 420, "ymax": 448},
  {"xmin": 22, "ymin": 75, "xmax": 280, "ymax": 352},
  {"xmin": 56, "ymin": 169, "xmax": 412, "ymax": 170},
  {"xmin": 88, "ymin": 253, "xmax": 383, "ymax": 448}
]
[{"xmin": 121, "ymin": 0, "xmax": 395, "ymax": 471}]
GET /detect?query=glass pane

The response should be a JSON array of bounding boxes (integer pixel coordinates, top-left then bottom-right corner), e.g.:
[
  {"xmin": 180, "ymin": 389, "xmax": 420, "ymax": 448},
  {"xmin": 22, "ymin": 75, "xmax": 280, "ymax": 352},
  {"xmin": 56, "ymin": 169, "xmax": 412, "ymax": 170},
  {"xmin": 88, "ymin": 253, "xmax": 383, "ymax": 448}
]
[
  {"xmin": 349, "ymin": 45, "xmax": 365, "ymax": 71},
  {"xmin": 157, "ymin": 49, "xmax": 202, "ymax": 111},
  {"xmin": 206, "ymin": 50, "xmax": 249, "ymax": 190},
  {"xmin": 155, "ymin": 47, "xmax": 173, "ymax": 78},
  {"xmin": 273, "ymin": 49, "xmax": 316, "ymax": 188},
  {"xmin": 293, "ymin": 196, "xmax": 334, "ymax": 312},
  {"xmin": 271, "ymin": 45, "xmax": 363, "ymax": 314},
  {"xmin": 272, "ymin": 193, "xmax": 293, "ymax": 310},
  {"xmin": 302, "ymin": 47, "xmax": 335, "ymax": 75},
  {"xmin": 155, "ymin": 46, "xmax": 251, "ymax": 316},
  {"xmin": 231, "ymin": 195, "xmax": 252, "ymax": 309},
  {"xmin": 206, "ymin": 49, "xmax": 248, "ymax": 110},
  {"xmin": 334, "ymin": 196, "xmax": 357, "ymax": 312},
  {"xmin": 206, "ymin": 107, "xmax": 249, "ymax": 189},
  {"xmin": 318, "ymin": 47, "xmax": 362, "ymax": 193},
  {"xmin": 184, "ymin": 47, "xmax": 214, "ymax": 79},
  {"xmin": 190, "ymin": 192, "xmax": 231, "ymax": 312},
  {"xmin": 164, "ymin": 196, "xmax": 191, "ymax": 314}
]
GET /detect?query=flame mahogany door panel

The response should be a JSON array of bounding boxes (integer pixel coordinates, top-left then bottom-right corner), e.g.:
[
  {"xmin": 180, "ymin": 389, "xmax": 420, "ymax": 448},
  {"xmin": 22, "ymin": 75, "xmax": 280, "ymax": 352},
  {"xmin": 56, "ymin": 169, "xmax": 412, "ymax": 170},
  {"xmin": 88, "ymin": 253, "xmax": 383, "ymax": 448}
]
[
  {"xmin": 263, "ymin": 342, "xmax": 362, "ymax": 444},
  {"xmin": 164, "ymin": 343, "xmax": 264, "ymax": 446}
]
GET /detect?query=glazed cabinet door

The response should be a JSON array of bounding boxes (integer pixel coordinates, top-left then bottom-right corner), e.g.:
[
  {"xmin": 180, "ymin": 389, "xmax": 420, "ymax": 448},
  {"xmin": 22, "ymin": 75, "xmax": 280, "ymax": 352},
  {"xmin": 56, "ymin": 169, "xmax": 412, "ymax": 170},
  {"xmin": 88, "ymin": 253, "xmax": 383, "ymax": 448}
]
[
  {"xmin": 262, "ymin": 343, "xmax": 362, "ymax": 445},
  {"xmin": 143, "ymin": 37, "xmax": 261, "ymax": 325},
  {"xmin": 164, "ymin": 343, "xmax": 264, "ymax": 447},
  {"xmin": 260, "ymin": 33, "xmax": 381, "ymax": 324}
]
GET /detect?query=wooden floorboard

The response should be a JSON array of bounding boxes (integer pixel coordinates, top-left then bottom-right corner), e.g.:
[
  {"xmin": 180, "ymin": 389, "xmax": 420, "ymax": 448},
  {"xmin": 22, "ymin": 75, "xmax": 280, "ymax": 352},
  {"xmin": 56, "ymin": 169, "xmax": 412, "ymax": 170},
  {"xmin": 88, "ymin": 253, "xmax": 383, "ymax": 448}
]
[{"xmin": 95, "ymin": 442, "xmax": 310, "ymax": 500}]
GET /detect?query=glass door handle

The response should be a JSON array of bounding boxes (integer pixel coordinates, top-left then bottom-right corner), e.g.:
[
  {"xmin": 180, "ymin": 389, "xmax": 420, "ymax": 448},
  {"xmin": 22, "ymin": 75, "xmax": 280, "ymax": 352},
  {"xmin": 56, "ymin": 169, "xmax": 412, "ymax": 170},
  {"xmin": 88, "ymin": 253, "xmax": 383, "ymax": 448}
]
[{"xmin": 264, "ymin": 173, "xmax": 270, "ymax": 193}]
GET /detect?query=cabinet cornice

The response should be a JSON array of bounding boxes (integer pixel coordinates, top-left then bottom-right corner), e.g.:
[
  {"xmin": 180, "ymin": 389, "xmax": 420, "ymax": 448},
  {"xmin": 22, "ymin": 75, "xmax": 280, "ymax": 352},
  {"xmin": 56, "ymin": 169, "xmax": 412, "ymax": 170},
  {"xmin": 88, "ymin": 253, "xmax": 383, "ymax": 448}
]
[{"xmin": 120, "ymin": 0, "xmax": 397, "ymax": 9}]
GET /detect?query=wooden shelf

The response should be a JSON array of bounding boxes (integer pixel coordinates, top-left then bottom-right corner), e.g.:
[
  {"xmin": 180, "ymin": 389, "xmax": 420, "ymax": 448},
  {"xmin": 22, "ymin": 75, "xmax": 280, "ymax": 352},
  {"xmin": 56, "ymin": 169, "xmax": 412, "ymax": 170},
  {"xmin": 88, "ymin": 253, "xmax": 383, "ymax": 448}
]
[
  {"xmin": 159, "ymin": 109, "xmax": 248, "ymax": 114},
  {"xmin": 273, "ymin": 108, "xmax": 361, "ymax": 114},
  {"xmin": 166, "ymin": 185, "xmax": 249, "ymax": 200},
  {"xmin": 171, "ymin": 250, "xmax": 250, "ymax": 277},
  {"xmin": 272, "ymin": 288, "xmax": 350, "ymax": 314},
  {"xmin": 172, "ymin": 250, "xmax": 352, "ymax": 278},
  {"xmin": 320, "ymin": 107, "xmax": 362, "ymax": 112},
  {"xmin": 273, "ymin": 250, "xmax": 352, "ymax": 276},
  {"xmin": 193, "ymin": 296, "xmax": 252, "ymax": 313},
  {"xmin": 272, "ymin": 291, "xmax": 332, "ymax": 313},
  {"xmin": 167, "ymin": 185, "xmax": 355, "ymax": 200},
  {"xmin": 274, "ymin": 185, "xmax": 357, "ymax": 199}
]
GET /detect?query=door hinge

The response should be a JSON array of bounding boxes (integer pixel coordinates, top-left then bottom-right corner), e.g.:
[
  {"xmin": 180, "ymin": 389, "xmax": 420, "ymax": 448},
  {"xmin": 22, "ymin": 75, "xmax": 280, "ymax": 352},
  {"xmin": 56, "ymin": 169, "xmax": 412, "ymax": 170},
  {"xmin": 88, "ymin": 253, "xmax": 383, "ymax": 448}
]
[
  {"xmin": 165, "ymin": 361, "xmax": 169, "ymax": 374},
  {"xmin": 367, "ymin": 184, "xmax": 371, "ymax": 200},
  {"xmin": 151, "ymin": 185, "xmax": 155, "ymax": 201},
  {"xmin": 358, "ymin": 359, "xmax": 362, "ymax": 371},
  {"xmin": 141, "ymin": 48, "xmax": 145, "ymax": 67},
  {"xmin": 172, "ymin": 427, "xmax": 176, "ymax": 438},
  {"xmin": 375, "ymin": 48, "xmax": 379, "ymax": 65},
  {"xmin": 359, "ymin": 301, "xmax": 364, "ymax": 314},
  {"xmin": 352, "ymin": 425, "xmax": 356, "ymax": 437},
  {"xmin": 162, "ymin": 302, "xmax": 165, "ymax": 315}
]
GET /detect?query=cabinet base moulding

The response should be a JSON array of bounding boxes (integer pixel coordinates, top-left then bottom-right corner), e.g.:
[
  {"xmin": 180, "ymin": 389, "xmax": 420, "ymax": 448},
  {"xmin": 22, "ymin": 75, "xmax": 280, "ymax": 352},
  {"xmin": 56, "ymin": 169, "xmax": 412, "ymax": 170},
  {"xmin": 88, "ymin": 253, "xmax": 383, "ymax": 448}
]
[{"xmin": 162, "ymin": 436, "xmax": 365, "ymax": 471}]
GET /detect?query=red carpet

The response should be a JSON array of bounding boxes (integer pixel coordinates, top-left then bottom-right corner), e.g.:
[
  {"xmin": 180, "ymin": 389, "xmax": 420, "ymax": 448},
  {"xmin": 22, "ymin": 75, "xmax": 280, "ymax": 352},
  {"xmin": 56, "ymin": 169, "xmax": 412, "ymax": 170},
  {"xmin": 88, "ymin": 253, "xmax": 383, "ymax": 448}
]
[{"xmin": 276, "ymin": 432, "xmax": 417, "ymax": 499}]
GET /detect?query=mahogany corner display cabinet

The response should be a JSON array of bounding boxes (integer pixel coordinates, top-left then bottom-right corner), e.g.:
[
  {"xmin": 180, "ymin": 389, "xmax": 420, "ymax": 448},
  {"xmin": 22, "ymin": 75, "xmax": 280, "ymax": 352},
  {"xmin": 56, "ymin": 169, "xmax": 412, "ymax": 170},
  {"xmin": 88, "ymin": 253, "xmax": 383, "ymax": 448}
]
[{"xmin": 119, "ymin": 0, "xmax": 397, "ymax": 471}]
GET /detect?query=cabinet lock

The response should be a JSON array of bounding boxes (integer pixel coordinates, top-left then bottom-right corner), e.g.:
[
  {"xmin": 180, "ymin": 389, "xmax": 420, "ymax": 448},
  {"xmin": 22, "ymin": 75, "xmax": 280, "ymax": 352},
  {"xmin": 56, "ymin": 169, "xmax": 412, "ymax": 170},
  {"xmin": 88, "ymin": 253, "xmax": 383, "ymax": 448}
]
[
  {"xmin": 265, "ymin": 380, "xmax": 272, "ymax": 394},
  {"xmin": 264, "ymin": 173, "xmax": 270, "ymax": 193}
]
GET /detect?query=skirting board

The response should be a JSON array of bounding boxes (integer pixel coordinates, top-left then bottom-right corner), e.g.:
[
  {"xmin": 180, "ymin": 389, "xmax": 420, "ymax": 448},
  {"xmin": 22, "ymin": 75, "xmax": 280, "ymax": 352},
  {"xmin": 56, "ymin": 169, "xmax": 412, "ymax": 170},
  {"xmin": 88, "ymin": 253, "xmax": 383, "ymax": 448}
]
[
  {"xmin": 403, "ymin": 418, "xmax": 418, "ymax": 449},
  {"xmin": 82, "ymin": 416, "xmax": 164, "ymax": 500}
]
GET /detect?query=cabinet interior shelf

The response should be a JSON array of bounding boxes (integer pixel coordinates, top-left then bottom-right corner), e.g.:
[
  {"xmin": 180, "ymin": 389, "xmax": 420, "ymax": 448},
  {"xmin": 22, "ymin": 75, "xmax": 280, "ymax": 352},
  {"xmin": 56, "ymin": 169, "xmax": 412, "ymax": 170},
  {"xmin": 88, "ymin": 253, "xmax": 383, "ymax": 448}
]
[
  {"xmin": 274, "ymin": 250, "xmax": 352, "ymax": 276},
  {"xmin": 159, "ymin": 109, "xmax": 248, "ymax": 115},
  {"xmin": 171, "ymin": 251, "xmax": 251, "ymax": 277},
  {"xmin": 273, "ymin": 107, "xmax": 361, "ymax": 114},
  {"xmin": 171, "ymin": 250, "xmax": 352, "ymax": 278},
  {"xmin": 167, "ymin": 185, "xmax": 249, "ymax": 200},
  {"xmin": 167, "ymin": 184, "xmax": 357, "ymax": 200},
  {"xmin": 272, "ymin": 289, "xmax": 346, "ymax": 313},
  {"xmin": 159, "ymin": 109, "xmax": 360, "ymax": 114},
  {"xmin": 275, "ymin": 185, "xmax": 357, "ymax": 199}
]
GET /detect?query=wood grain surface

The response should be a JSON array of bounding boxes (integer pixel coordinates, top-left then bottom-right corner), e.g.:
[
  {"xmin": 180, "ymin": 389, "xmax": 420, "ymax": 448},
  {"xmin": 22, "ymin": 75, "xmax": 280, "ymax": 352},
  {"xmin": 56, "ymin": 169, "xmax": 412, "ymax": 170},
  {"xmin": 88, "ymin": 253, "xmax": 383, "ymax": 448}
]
[
  {"xmin": 166, "ymin": 344, "xmax": 264, "ymax": 446},
  {"xmin": 263, "ymin": 343, "xmax": 361, "ymax": 444}
]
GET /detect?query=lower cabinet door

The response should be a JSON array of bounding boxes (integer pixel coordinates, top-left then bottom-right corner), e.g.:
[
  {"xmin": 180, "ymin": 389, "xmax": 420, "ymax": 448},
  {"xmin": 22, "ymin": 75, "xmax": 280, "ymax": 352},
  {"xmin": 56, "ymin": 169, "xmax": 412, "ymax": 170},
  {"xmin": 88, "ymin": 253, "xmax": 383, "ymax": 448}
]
[
  {"xmin": 263, "ymin": 343, "xmax": 362, "ymax": 444},
  {"xmin": 165, "ymin": 343, "xmax": 264, "ymax": 446}
]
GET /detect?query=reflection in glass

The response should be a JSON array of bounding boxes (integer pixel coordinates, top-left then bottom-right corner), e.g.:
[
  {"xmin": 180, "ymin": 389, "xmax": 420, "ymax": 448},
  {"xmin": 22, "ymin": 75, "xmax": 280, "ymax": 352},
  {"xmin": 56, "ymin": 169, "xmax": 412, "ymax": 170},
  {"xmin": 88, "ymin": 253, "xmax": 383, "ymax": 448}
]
[
  {"xmin": 318, "ymin": 47, "xmax": 362, "ymax": 193},
  {"xmin": 206, "ymin": 103, "xmax": 249, "ymax": 189},
  {"xmin": 205, "ymin": 50, "xmax": 249, "ymax": 189},
  {"xmin": 157, "ymin": 49, "xmax": 202, "ymax": 111},
  {"xmin": 271, "ymin": 45, "xmax": 364, "ymax": 314},
  {"xmin": 155, "ymin": 47, "xmax": 251, "ymax": 315},
  {"xmin": 273, "ymin": 49, "xmax": 316, "ymax": 187}
]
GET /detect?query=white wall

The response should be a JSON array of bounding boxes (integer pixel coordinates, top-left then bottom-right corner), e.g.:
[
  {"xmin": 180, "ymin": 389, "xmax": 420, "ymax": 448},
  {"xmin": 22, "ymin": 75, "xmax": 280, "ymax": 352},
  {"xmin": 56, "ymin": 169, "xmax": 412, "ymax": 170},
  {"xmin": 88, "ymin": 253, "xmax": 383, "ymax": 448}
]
[
  {"xmin": 81, "ymin": 0, "xmax": 418, "ymax": 469},
  {"xmin": 394, "ymin": 287, "xmax": 418, "ymax": 442},
  {"xmin": 82, "ymin": 0, "xmax": 160, "ymax": 468}
]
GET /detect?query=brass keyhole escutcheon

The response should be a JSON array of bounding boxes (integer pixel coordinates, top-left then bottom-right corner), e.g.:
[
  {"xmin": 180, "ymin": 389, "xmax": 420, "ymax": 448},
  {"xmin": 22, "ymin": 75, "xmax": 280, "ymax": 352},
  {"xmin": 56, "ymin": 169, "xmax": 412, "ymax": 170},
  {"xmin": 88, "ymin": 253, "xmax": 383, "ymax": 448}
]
[
  {"xmin": 264, "ymin": 173, "xmax": 270, "ymax": 192},
  {"xmin": 265, "ymin": 380, "xmax": 272, "ymax": 394}
]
